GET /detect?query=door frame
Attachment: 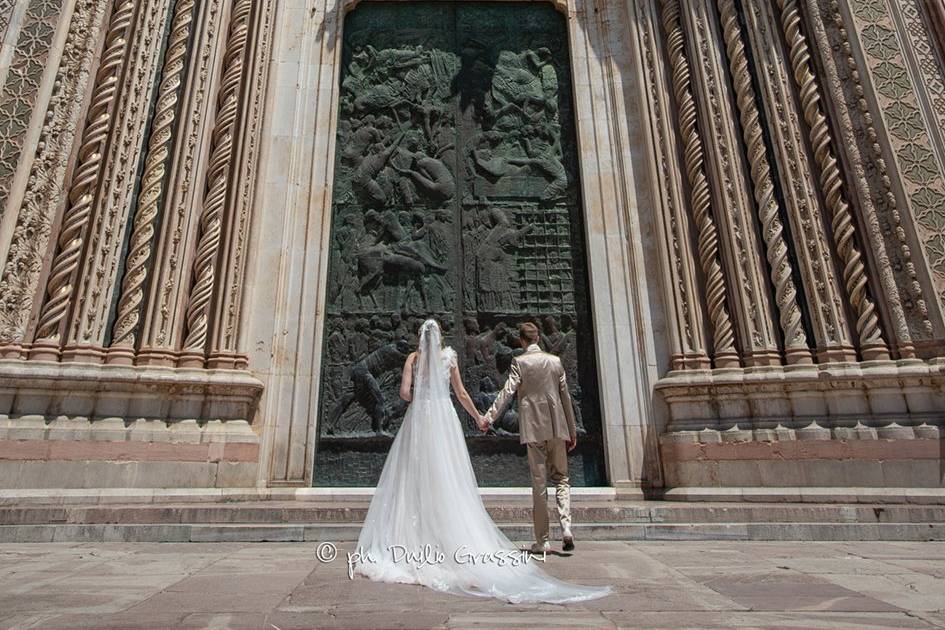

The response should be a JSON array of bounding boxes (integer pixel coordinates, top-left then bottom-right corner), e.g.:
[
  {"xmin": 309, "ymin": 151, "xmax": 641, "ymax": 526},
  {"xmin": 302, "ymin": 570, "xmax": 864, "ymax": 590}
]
[{"xmin": 247, "ymin": 0, "xmax": 670, "ymax": 493}]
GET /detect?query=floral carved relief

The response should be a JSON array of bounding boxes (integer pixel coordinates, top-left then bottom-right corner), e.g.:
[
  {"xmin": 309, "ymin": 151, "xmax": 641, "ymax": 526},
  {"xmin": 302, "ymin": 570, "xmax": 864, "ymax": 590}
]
[
  {"xmin": 848, "ymin": 0, "xmax": 945, "ymax": 308},
  {"xmin": 0, "ymin": 0, "xmax": 65, "ymax": 219}
]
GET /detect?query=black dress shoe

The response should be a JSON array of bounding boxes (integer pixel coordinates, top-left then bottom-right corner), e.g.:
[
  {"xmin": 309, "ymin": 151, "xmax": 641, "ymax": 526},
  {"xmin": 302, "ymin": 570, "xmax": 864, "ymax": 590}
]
[{"xmin": 562, "ymin": 533, "xmax": 574, "ymax": 552}]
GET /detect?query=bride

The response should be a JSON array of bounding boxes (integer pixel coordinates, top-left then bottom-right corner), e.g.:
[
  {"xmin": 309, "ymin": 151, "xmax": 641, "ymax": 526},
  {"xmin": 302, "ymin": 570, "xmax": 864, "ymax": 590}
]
[{"xmin": 352, "ymin": 319, "xmax": 612, "ymax": 604}]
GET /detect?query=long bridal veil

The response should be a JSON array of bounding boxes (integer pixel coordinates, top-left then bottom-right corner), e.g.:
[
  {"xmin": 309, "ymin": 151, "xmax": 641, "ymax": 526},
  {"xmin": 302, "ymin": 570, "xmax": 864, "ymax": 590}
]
[{"xmin": 353, "ymin": 319, "xmax": 612, "ymax": 604}]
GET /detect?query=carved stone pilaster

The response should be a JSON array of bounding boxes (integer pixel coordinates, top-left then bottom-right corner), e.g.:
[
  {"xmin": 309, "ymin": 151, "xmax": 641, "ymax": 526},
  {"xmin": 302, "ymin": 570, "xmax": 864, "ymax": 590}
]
[
  {"xmin": 775, "ymin": 0, "xmax": 890, "ymax": 361},
  {"xmin": 136, "ymin": 0, "xmax": 225, "ymax": 366},
  {"xmin": 640, "ymin": 0, "xmax": 711, "ymax": 371},
  {"xmin": 801, "ymin": 0, "xmax": 932, "ymax": 359},
  {"xmin": 0, "ymin": 0, "xmax": 111, "ymax": 351},
  {"xmin": 660, "ymin": 0, "xmax": 739, "ymax": 368},
  {"xmin": 108, "ymin": 0, "xmax": 198, "ymax": 363},
  {"xmin": 715, "ymin": 0, "xmax": 811, "ymax": 364},
  {"xmin": 841, "ymin": 0, "xmax": 945, "ymax": 316},
  {"xmin": 897, "ymin": 2, "xmax": 945, "ymax": 144},
  {"xmin": 810, "ymin": 0, "xmax": 945, "ymax": 356},
  {"xmin": 0, "ymin": 0, "xmax": 69, "ymax": 222},
  {"xmin": 208, "ymin": 0, "xmax": 276, "ymax": 370},
  {"xmin": 0, "ymin": 0, "xmax": 71, "ymax": 347},
  {"xmin": 180, "ymin": 0, "xmax": 252, "ymax": 367},
  {"xmin": 28, "ymin": 0, "xmax": 135, "ymax": 359},
  {"xmin": 54, "ymin": 0, "xmax": 174, "ymax": 360},
  {"xmin": 681, "ymin": 0, "xmax": 782, "ymax": 366},
  {"xmin": 739, "ymin": 0, "xmax": 857, "ymax": 362}
]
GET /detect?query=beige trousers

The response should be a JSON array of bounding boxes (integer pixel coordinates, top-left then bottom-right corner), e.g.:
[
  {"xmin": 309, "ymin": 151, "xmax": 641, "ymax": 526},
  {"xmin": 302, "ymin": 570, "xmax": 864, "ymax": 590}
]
[{"xmin": 526, "ymin": 438, "xmax": 571, "ymax": 545}]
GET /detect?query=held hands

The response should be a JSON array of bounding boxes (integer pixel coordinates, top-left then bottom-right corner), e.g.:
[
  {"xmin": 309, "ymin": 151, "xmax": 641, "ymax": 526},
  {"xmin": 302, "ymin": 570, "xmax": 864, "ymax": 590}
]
[{"xmin": 476, "ymin": 412, "xmax": 491, "ymax": 432}]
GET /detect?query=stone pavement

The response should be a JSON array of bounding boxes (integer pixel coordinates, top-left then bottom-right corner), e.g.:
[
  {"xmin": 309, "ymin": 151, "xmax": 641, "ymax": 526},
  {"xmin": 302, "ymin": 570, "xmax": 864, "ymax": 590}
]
[{"xmin": 0, "ymin": 541, "xmax": 943, "ymax": 629}]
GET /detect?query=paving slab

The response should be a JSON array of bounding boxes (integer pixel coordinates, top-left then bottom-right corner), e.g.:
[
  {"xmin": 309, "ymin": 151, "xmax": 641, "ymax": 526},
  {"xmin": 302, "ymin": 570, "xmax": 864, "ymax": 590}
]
[
  {"xmin": 600, "ymin": 611, "xmax": 934, "ymax": 629},
  {"xmin": 690, "ymin": 571, "xmax": 902, "ymax": 612},
  {"xmin": 0, "ymin": 542, "xmax": 941, "ymax": 628},
  {"xmin": 817, "ymin": 572, "xmax": 945, "ymax": 612}
]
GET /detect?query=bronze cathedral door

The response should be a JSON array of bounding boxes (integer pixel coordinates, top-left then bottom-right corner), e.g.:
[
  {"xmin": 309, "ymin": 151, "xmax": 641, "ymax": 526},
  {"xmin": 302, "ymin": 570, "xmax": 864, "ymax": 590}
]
[{"xmin": 315, "ymin": 1, "xmax": 605, "ymax": 486}]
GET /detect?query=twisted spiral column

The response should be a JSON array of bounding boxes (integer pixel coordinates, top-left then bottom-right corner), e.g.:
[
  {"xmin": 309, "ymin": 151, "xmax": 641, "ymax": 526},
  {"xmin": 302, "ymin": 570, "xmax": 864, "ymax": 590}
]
[
  {"xmin": 110, "ymin": 0, "xmax": 196, "ymax": 355},
  {"xmin": 32, "ymin": 0, "xmax": 134, "ymax": 352},
  {"xmin": 775, "ymin": 0, "xmax": 889, "ymax": 360},
  {"xmin": 181, "ymin": 0, "xmax": 251, "ymax": 362},
  {"xmin": 716, "ymin": 0, "xmax": 810, "ymax": 363},
  {"xmin": 660, "ymin": 0, "xmax": 739, "ymax": 367}
]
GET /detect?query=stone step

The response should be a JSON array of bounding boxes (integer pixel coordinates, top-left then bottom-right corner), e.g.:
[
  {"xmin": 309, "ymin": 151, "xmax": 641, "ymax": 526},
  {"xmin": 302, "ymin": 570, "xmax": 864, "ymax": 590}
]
[
  {"xmin": 0, "ymin": 487, "xmax": 619, "ymax": 506},
  {"xmin": 3, "ymin": 501, "xmax": 945, "ymax": 526},
  {"xmin": 1, "ymin": 501, "xmax": 944, "ymax": 544},
  {"xmin": 3, "ymin": 486, "xmax": 943, "ymax": 506},
  {"xmin": 1, "ymin": 520, "xmax": 943, "ymax": 543}
]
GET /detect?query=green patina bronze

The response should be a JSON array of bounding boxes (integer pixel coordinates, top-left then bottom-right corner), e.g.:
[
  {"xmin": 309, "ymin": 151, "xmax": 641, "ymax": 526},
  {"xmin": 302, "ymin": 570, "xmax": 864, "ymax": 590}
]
[{"xmin": 315, "ymin": 1, "xmax": 604, "ymax": 487}]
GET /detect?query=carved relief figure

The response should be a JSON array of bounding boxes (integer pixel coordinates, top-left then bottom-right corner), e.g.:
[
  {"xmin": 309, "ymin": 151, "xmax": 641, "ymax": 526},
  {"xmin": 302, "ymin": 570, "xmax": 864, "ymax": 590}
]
[
  {"xmin": 393, "ymin": 135, "xmax": 456, "ymax": 203},
  {"xmin": 326, "ymin": 338, "xmax": 412, "ymax": 435},
  {"xmin": 474, "ymin": 208, "xmax": 532, "ymax": 312}
]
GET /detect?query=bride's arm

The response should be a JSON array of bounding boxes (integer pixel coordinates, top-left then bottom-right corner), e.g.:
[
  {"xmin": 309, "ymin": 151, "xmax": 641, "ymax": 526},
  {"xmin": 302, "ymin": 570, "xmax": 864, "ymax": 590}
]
[
  {"xmin": 449, "ymin": 364, "xmax": 482, "ymax": 422},
  {"xmin": 399, "ymin": 352, "xmax": 417, "ymax": 402}
]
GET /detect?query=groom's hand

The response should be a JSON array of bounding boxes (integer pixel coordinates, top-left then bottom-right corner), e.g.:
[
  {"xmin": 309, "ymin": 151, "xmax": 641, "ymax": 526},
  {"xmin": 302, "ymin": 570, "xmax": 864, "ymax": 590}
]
[{"xmin": 566, "ymin": 436, "xmax": 577, "ymax": 452}]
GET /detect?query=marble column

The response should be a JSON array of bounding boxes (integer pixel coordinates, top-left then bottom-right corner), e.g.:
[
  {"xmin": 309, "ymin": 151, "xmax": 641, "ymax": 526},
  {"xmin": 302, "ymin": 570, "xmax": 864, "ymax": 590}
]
[
  {"xmin": 659, "ymin": 0, "xmax": 740, "ymax": 369},
  {"xmin": 774, "ymin": 0, "xmax": 890, "ymax": 361},
  {"xmin": 107, "ymin": 0, "xmax": 200, "ymax": 364},
  {"xmin": 739, "ymin": 0, "xmax": 857, "ymax": 362},
  {"xmin": 798, "ymin": 0, "xmax": 925, "ymax": 360},
  {"xmin": 25, "ymin": 0, "xmax": 137, "ymax": 359},
  {"xmin": 135, "ymin": 0, "xmax": 228, "ymax": 367},
  {"xmin": 637, "ymin": 0, "xmax": 711, "ymax": 371},
  {"xmin": 179, "ymin": 0, "xmax": 253, "ymax": 368},
  {"xmin": 681, "ymin": 0, "xmax": 783, "ymax": 367},
  {"xmin": 208, "ymin": 0, "xmax": 276, "ymax": 370},
  {"xmin": 714, "ymin": 0, "xmax": 812, "ymax": 364},
  {"xmin": 31, "ymin": 0, "xmax": 174, "ymax": 362}
]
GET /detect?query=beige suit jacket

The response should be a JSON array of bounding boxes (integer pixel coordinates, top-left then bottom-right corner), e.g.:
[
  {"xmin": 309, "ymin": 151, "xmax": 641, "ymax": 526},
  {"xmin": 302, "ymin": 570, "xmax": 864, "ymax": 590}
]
[{"xmin": 485, "ymin": 345, "xmax": 577, "ymax": 444}]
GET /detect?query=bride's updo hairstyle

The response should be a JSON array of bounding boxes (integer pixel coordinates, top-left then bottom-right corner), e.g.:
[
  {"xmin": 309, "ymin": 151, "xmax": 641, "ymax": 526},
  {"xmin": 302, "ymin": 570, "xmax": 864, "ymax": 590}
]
[
  {"xmin": 414, "ymin": 319, "xmax": 450, "ymax": 401},
  {"xmin": 418, "ymin": 319, "xmax": 445, "ymax": 351}
]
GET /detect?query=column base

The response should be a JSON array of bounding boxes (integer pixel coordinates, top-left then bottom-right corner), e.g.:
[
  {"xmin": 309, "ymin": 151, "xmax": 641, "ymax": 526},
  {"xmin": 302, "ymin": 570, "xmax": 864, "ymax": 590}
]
[
  {"xmin": 177, "ymin": 351, "xmax": 206, "ymax": 368},
  {"xmin": 60, "ymin": 344, "xmax": 107, "ymax": 364},
  {"xmin": 28, "ymin": 340, "xmax": 61, "ymax": 362}
]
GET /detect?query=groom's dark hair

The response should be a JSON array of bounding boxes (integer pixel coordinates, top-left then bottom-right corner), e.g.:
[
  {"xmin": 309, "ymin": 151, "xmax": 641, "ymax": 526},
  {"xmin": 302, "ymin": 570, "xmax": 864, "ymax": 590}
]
[{"xmin": 518, "ymin": 322, "xmax": 540, "ymax": 344}]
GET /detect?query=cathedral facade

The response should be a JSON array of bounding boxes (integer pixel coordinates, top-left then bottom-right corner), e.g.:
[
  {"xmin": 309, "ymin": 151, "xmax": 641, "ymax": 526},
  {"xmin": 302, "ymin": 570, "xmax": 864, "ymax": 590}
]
[{"xmin": 0, "ymin": 0, "xmax": 943, "ymax": 495}]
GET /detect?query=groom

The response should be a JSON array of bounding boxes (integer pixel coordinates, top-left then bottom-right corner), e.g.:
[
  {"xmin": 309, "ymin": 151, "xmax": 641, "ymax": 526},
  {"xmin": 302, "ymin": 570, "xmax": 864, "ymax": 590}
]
[{"xmin": 478, "ymin": 322, "xmax": 578, "ymax": 554}]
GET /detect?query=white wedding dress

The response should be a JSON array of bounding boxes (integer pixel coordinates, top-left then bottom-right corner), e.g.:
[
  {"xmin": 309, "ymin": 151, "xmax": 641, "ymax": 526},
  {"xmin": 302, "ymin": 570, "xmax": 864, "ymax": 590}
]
[{"xmin": 352, "ymin": 320, "xmax": 612, "ymax": 604}]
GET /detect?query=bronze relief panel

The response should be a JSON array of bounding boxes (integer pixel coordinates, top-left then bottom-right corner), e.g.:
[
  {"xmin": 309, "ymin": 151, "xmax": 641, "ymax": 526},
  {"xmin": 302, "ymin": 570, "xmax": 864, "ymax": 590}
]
[{"xmin": 315, "ymin": 2, "xmax": 604, "ymax": 486}]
